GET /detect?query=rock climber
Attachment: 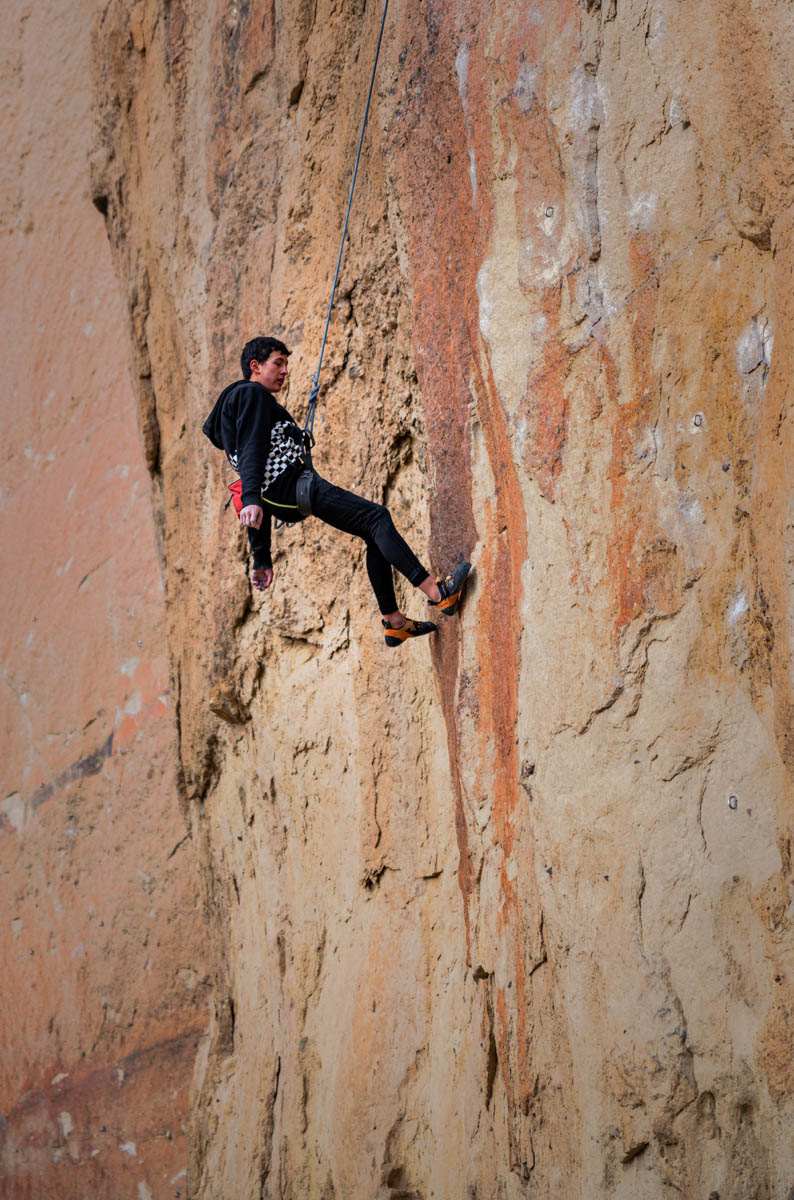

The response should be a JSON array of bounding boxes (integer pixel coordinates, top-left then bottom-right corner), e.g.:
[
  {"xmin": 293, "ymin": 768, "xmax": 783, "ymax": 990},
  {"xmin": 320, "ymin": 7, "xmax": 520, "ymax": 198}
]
[{"xmin": 203, "ymin": 335, "xmax": 471, "ymax": 646}]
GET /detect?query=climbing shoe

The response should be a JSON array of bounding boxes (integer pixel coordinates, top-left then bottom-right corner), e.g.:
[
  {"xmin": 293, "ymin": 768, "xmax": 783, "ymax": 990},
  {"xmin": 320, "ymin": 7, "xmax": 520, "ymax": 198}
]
[
  {"xmin": 382, "ymin": 617, "xmax": 438, "ymax": 647},
  {"xmin": 429, "ymin": 561, "xmax": 472, "ymax": 616}
]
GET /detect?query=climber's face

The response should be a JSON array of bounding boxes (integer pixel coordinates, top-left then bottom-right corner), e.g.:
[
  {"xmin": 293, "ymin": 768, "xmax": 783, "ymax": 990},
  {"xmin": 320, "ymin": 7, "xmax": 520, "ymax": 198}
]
[{"xmin": 250, "ymin": 351, "xmax": 289, "ymax": 392}]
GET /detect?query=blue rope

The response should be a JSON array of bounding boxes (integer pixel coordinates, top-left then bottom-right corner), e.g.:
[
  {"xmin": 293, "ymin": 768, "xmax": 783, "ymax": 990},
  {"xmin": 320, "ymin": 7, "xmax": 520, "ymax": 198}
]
[{"xmin": 303, "ymin": 0, "xmax": 390, "ymax": 454}]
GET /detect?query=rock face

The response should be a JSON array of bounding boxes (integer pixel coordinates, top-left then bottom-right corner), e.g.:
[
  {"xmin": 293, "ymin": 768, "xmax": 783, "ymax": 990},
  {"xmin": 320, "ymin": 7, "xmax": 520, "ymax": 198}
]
[
  {"xmin": 90, "ymin": 0, "xmax": 794, "ymax": 1196},
  {"xmin": 1, "ymin": 1, "xmax": 208, "ymax": 1196}
]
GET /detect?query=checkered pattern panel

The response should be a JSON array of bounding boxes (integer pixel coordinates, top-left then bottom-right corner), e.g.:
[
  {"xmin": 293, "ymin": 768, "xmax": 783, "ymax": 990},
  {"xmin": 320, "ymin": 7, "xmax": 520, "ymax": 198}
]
[{"xmin": 262, "ymin": 421, "xmax": 304, "ymax": 491}]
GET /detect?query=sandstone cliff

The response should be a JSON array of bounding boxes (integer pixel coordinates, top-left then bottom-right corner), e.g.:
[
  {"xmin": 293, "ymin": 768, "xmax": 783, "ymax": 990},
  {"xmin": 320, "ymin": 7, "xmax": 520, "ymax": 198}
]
[{"xmin": 90, "ymin": 0, "xmax": 794, "ymax": 1196}]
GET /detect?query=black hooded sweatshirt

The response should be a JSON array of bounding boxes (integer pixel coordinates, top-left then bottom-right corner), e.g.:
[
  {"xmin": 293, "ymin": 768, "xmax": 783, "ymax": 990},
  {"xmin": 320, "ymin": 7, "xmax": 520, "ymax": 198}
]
[{"xmin": 203, "ymin": 379, "xmax": 304, "ymax": 569}]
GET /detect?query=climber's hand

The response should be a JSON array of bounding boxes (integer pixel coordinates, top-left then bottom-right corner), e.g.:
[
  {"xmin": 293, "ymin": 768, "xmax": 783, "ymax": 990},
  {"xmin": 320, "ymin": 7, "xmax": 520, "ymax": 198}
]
[
  {"xmin": 252, "ymin": 567, "xmax": 273, "ymax": 591},
  {"xmin": 240, "ymin": 504, "xmax": 263, "ymax": 529}
]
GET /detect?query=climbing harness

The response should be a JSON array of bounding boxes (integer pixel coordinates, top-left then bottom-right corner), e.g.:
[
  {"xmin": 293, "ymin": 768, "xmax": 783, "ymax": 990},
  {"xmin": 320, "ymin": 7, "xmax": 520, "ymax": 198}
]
[
  {"xmin": 295, "ymin": 470, "xmax": 313, "ymax": 517},
  {"xmin": 227, "ymin": 478, "xmax": 304, "ymax": 520},
  {"xmin": 300, "ymin": 0, "xmax": 391, "ymax": 469}
]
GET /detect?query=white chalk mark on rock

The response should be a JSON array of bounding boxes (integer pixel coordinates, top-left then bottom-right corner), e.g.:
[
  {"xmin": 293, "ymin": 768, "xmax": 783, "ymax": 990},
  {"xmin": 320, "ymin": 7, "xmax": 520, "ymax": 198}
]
[{"xmin": 729, "ymin": 591, "xmax": 749, "ymax": 625}]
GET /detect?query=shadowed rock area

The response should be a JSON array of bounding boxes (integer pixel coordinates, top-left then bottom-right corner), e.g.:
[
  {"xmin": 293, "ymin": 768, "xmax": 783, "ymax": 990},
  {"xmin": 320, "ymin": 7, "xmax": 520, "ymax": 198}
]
[{"xmin": 82, "ymin": 0, "xmax": 794, "ymax": 1196}]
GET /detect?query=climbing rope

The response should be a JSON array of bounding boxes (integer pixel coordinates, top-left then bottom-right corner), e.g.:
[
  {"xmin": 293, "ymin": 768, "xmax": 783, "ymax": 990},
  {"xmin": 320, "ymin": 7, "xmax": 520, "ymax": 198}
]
[{"xmin": 302, "ymin": 0, "xmax": 390, "ymax": 466}]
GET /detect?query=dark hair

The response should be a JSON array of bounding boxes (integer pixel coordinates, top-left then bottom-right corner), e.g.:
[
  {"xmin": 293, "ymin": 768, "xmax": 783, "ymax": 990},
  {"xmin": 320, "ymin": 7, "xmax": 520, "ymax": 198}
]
[{"xmin": 241, "ymin": 336, "xmax": 291, "ymax": 380}]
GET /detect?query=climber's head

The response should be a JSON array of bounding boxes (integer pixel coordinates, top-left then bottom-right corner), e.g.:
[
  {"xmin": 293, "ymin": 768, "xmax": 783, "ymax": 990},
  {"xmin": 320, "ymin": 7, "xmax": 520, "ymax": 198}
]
[{"xmin": 241, "ymin": 336, "xmax": 291, "ymax": 392}]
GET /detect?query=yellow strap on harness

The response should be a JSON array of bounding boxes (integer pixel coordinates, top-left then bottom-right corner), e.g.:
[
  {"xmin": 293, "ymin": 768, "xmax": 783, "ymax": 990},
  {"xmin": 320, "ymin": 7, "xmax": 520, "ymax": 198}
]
[{"xmin": 262, "ymin": 496, "xmax": 299, "ymax": 511}]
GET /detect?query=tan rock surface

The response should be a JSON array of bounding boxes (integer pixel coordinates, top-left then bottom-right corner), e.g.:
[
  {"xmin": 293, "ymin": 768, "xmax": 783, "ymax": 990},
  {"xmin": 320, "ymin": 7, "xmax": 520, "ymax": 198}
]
[
  {"xmin": 90, "ymin": 0, "xmax": 794, "ymax": 1196},
  {"xmin": 0, "ymin": 1, "xmax": 208, "ymax": 1196}
]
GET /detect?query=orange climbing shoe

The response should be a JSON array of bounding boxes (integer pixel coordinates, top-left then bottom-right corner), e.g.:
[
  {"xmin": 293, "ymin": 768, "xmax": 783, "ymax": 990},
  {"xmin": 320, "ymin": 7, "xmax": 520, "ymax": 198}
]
[
  {"xmin": 382, "ymin": 617, "xmax": 438, "ymax": 647},
  {"xmin": 429, "ymin": 561, "xmax": 472, "ymax": 616}
]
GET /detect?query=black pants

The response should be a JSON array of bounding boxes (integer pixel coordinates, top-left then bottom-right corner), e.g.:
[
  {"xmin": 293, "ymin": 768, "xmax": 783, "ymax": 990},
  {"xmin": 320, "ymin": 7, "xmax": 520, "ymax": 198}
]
[{"xmin": 309, "ymin": 475, "xmax": 429, "ymax": 613}]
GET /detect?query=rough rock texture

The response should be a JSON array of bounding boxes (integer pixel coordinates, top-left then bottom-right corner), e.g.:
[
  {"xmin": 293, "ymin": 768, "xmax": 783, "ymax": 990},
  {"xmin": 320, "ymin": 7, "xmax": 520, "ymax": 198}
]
[
  {"xmin": 90, "ymin": 0, "xmax": 794, "ymax": 1196},
  {"xmin": 1, "ymin": 2, "xmax": 208, "ymax": 1196}
]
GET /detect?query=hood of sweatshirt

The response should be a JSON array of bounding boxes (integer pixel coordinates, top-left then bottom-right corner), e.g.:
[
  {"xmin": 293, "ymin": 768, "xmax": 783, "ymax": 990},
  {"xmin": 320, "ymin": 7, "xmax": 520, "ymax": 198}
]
[{"xmin": 202, "ymin": 379, "xmax": 248, "ymax": 449}]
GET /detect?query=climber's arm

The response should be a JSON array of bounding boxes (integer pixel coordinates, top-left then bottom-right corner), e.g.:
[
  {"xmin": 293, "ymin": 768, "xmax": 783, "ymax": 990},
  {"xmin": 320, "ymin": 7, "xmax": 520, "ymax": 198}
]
[
  {"xmin": 245, "ymin": 510, "xmax": 272, "ymax": 589},
  {"xmin": 235, "ymin": 386, "xmax": 273, "ymax": 510}
]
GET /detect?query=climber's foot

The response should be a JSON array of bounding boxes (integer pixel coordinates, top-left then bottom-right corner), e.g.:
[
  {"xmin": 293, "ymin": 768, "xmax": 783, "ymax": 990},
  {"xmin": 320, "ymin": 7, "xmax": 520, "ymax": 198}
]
[
  {"xmin": 429, "ymin": 561, "xmax": 472, "ymax": 616},
  {"xmin": 382, "ymin": 616, "xmax": 438, "ymax": 647}
]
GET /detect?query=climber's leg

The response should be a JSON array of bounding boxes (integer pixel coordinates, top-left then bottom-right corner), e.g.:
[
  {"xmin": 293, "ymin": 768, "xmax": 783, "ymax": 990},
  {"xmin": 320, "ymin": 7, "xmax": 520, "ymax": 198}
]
[
  {"xmin": 308, "ymin": 476, "xmax": 470, "ymax": 640},
  {"xmin": 363, "ymin": 539, "xmax": 399, "ymax": 616},
  {"xmin": 310, "ymin": 476, "xmax": 430, "ymax": 604},
  {"xmin": 357, "ymin": 539, "xmax": 436, "ymax": 644}
]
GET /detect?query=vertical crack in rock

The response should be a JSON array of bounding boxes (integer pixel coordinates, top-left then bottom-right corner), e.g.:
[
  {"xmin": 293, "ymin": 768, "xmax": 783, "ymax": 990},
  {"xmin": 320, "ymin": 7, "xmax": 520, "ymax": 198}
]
[
  {"xmin": 257, "ymin": 1054, "xmax": 281, "ymax": 1193},
  {"xmin": 636, "ymin": 856, "xmax": 646, "ymax": 949}
]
